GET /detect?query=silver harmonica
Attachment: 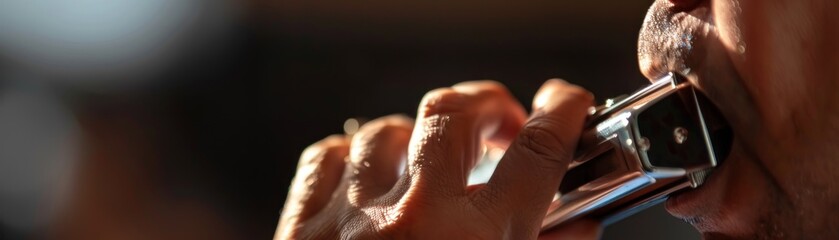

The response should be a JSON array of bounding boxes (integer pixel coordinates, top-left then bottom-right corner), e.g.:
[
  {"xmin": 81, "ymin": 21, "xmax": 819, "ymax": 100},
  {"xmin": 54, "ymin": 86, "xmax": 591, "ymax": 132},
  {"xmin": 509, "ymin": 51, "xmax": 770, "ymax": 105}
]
[{"xmin": 539, "ymin": 72, "xmax": 732, "ymax": 230}]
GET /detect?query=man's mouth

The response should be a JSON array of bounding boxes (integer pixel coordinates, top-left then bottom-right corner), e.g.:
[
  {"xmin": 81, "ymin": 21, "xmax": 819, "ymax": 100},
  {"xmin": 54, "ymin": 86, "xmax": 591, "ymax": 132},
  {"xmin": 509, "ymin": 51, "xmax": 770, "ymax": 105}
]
[
  {"xmin": 666, "ymin": 127, "xmax": 733, "ymax": 220},
  {"xmin": 665, "ymin": 152, "xmax": 728, "ymax": 219},
  {"xmin": 665, "ymin": 78, "xmax": 734, "ymax": 218},
  {"xmin": 637, "ymin": 0, "xmax": 739, "ymax": 219}
]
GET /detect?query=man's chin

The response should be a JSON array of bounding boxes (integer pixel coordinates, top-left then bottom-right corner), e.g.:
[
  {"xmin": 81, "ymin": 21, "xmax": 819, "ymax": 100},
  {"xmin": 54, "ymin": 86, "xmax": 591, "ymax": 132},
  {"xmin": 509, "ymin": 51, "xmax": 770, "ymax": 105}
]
[
  {"xmin": 663, "ymin": 141, "xmax": 776, "ymax": 238},
  {"xmin": 664, "ymin": 151, "xmax": 729, "ymax": 220},
  {"xmin": 663, "ymin": 138, "xmax": 743, "ymax": 235}
]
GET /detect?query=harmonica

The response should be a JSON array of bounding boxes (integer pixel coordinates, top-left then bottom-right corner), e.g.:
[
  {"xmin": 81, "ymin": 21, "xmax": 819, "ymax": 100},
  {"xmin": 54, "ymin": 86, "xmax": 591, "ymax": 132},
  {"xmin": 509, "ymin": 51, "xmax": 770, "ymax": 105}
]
[{"xmin": 540, "ymin": 72, "xmax": 732, "ymax": 230}]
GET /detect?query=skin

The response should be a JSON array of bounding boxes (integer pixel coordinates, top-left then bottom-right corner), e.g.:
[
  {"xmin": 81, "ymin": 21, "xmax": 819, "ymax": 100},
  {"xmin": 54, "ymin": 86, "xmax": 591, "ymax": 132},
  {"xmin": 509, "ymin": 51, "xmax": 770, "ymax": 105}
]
[
  {"xmin": 281, "ymin": 0, "xmax": 839, "ymax": 239},
  {"xmin": 276, "ymin": 80, "xmax": 601, "ymax": 239},
  {"xmin": 640, "ymin": 0, "xmax": 839, "ymax": 238}
]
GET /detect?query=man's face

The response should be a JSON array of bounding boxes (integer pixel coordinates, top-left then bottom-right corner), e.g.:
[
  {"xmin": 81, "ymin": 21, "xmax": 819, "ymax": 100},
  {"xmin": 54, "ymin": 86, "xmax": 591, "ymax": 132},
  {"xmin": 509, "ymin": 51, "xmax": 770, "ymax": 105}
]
[{"xmin": 638, "ymin": 0, "xmax": 839, "ymax": 238}]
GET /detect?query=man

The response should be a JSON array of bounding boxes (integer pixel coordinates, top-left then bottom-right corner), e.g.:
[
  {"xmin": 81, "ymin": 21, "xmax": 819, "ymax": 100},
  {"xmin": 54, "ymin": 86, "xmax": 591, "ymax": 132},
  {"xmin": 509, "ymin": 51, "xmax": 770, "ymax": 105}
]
[{"xmin": 277, "ymin": 0, "xmax": 839, "ymax": 238}]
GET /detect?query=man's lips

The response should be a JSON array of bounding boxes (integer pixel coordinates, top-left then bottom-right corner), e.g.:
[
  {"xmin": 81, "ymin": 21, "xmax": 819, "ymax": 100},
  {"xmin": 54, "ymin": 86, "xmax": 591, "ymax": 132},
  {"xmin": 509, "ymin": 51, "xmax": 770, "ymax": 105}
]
[
  {"xmin": 665, "ymin": 92, "xmax": 733, "ymax": 220},
  {"xmin": 638, "ymin": 0, "xmax": 713, "ymax": 81},
  {"xmin": 639, "ymin": 0, "xmax": 733, "ymax": 219},
  {"xmin": 665, "ymin": 150, "xmax": 729, "ymax": 219}
]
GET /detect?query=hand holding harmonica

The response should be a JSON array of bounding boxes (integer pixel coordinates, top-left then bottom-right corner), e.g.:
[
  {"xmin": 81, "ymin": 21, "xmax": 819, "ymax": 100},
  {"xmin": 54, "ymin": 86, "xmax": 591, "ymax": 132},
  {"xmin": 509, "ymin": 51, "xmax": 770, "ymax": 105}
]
[{"xmin": 278, "ymin": 79, "xmax": 602, "ymax": 239}]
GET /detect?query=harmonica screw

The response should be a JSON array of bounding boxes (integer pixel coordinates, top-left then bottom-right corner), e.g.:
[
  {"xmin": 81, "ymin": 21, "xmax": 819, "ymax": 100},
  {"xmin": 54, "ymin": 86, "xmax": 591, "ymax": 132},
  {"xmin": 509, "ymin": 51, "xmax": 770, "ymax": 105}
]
[
  {"xmin": 605, "ymin": 98, "xmax": 617, "ymax": 108},
  {"xmin": 674, "ymin": 127, "xmax": 689, "ymax": 144},
  {"xmin": 637, "ymin": 137, "xmax": 650, "ymax": 151}
]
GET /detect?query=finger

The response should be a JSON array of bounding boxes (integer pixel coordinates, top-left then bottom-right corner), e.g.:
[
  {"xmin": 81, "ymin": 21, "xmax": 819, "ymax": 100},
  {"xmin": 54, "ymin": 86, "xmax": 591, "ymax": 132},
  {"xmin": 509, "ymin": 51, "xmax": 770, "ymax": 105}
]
[
  {"xmin": 404, "ymin": 81, "xmax": 527, "ymax": 198},
  {"xmin": 278, "ymin": 135, "xmax": 349, "ymax": 230},
  {"xmin": 452, "ymin": 82, "xmax": 527, "ymax": 148},
  {"xmin": 538, "ymin": 219, "xmax": 602, "ymax": 240},
  {"xmin": 347, "ymin": 115, "xmax": 414, "ymax": 203},
  {"xmin": 484, "ymin": 79, "xmax": 594, "ymax": 231}
]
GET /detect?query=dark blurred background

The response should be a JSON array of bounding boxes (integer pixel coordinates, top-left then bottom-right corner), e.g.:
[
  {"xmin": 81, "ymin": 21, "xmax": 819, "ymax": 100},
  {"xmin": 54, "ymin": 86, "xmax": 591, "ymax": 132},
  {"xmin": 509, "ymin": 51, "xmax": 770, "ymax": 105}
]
[{"xmin": 0, "ymin": 0, "xmax": 698, "ymax": 239}]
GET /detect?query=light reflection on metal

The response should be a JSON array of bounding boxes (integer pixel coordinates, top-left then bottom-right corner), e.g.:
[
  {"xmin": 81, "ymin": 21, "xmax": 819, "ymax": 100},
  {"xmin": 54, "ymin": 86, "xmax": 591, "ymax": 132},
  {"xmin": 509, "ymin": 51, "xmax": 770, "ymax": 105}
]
[
  {"xmin": 540, "ymin": 72, "xmax": 724, "ymax": 231},
  {"xmin": 467, "ymin": 73, "xmax": 727, "ymax": 230}
]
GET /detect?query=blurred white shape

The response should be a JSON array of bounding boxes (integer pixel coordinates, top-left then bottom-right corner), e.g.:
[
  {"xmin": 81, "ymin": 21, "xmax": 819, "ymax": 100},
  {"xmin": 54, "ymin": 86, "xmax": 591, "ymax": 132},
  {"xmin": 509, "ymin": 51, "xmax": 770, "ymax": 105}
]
[
  {"xmin": 0, "ymin": 79, "xmax": 79, "ymax": 232},
  {"xmin": 468, "ymin": 146, "xmax": 505, "ymax": 185},
  {"xmin": 343, "ymin": 118, "xmax": 361, "ymax": 135},
  {"xmin": 0, "ymin": 0, "xmax": 218, "ymax": 87}
]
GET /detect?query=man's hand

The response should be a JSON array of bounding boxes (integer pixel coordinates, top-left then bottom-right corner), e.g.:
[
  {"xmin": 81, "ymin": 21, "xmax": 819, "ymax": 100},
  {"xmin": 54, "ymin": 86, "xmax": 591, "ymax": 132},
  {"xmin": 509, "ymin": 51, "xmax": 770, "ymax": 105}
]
[{"xmin": 276, "ymin": 79, "xmax": 600, "ymax": 239}]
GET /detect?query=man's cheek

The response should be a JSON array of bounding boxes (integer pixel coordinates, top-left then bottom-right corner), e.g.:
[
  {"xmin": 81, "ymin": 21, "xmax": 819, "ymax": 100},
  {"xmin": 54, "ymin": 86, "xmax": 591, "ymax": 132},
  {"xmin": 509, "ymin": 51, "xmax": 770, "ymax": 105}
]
[
  {"xmin": 708, "ymin": 151, "xmax": 778, "ymax": 236},
  {"xmin": 712, "ymin": 0, "xmax": 748, "ymax": 76}
]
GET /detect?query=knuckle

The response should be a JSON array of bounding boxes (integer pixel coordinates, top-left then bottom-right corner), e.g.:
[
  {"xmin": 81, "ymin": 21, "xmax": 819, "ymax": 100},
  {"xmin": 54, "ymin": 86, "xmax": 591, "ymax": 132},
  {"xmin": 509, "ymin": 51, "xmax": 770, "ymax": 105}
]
[
  {"xmin": 452, "ymin": 80, "xmax": 512, "ymax": 101},
  {"xmin": 452, "ymin": 80, "xmax": 507, "ymax": 93},
  {"xmin": 420, "ymin": 82, "xmax": 512, "ymax": 119},
  {"xmin": 420, "ymin": 88, "xmax": 468, "ymax": 117},
  {"xmin": 357, "ymin": 115, "xmax": 414, "ymax": 140},
  {"xmin": 561, "ymin": 84, "xmax": 595, "ymax": 105},
  {"xmin": 516, "ymin": 118, "xmax": 575, "ymax": 166},
  {"xmin": 350, "ymin": 116, "xmax": 413, "ymax": 169},
  {"xmin": 419, "ymin": 81, "xmax": 514, "ymax": 119},
  {"xmin": 300, "ymin": 135, "xmax": 349, "ymax": 164}
]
